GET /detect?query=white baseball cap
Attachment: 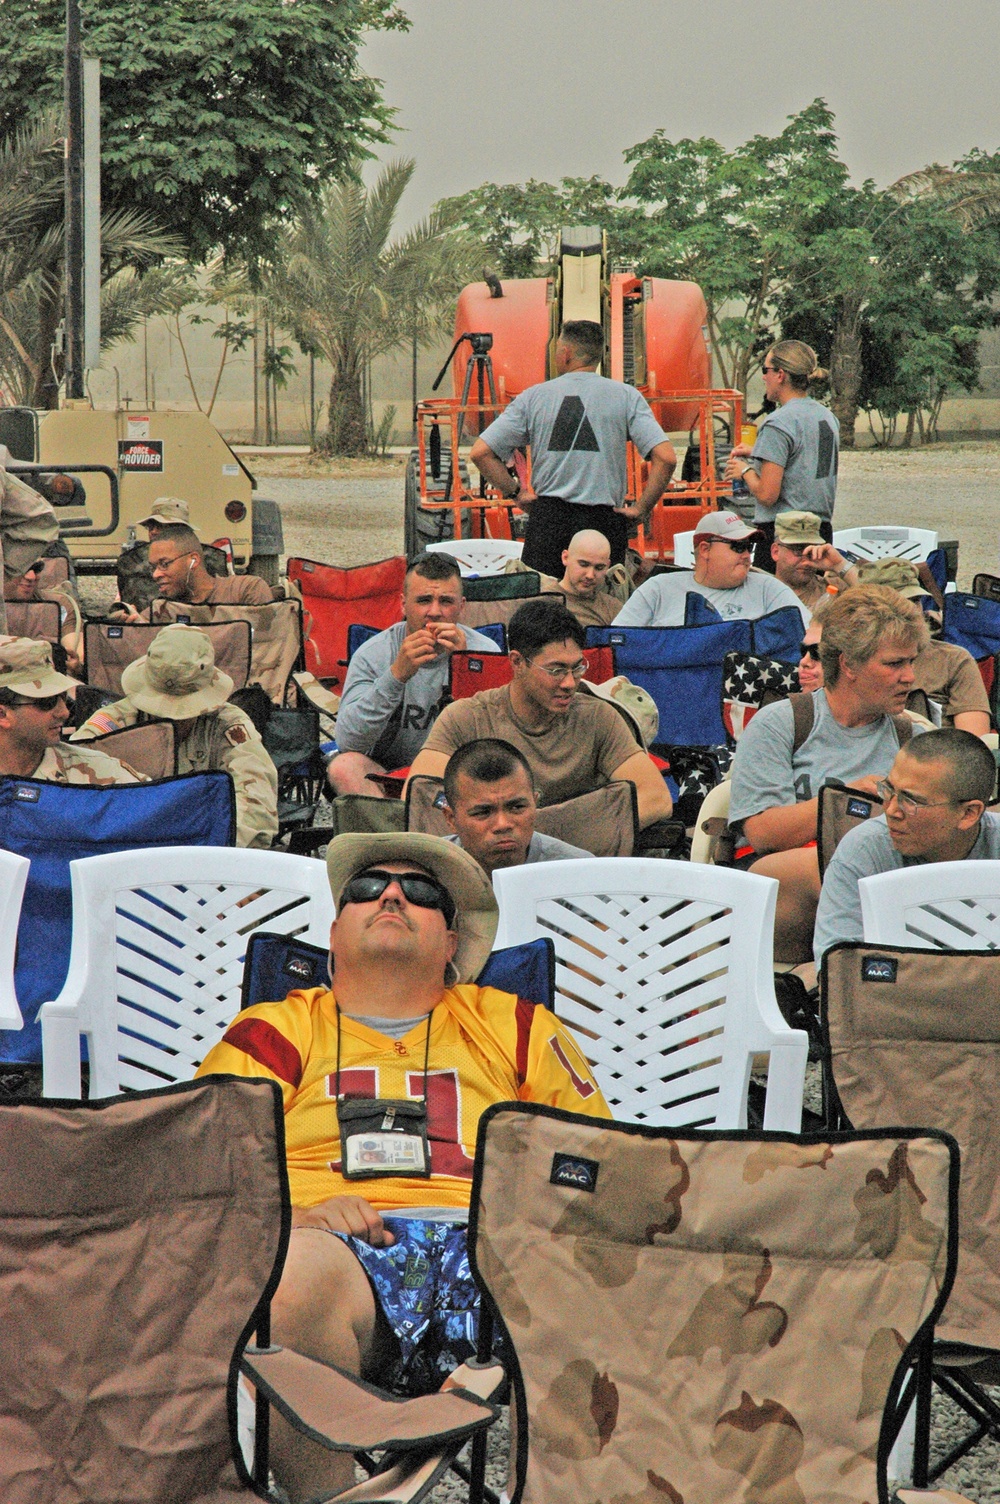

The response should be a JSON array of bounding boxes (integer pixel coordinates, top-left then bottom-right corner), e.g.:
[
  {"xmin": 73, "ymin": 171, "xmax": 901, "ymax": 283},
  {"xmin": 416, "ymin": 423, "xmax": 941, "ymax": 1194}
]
[{"xmin": 693, "ymin": 512, "xmax": 760, "ymax": 542}]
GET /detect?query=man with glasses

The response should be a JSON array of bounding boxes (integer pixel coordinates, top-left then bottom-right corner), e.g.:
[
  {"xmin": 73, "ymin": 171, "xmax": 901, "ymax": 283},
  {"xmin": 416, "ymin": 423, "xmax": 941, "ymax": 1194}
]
[
  {"xmin": 114, "ymin": 522, "xmax": 272, "ymax": 618},
  {"xmin": 197, "ymin": 830, "xmax": 609, "ymax": 1502},
  {"xmin": 611, "ymin": 512, "xmax": 809, "ymax": 627},
  {"xmin": 0, "ymin": 637, "xmax": 140, "ymax": 784},
  {"xmin": 408, "ymin": 597, "xmax": 673, "ymax": 828},
  {"xmin": 814, "ymin": 729, "xmax": 1000, "ymax": 959},
  {"xmin": 770, "ymin": 511, "xmax": 857, "ymax": 614}
]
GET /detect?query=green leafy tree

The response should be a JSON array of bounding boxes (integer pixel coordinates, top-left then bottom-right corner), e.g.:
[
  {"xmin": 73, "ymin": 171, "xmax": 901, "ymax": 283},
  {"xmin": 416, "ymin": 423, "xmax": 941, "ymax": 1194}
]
[
  {"xmin": 437, "ymin": 176, "xmax": 618, "ymax": 278},
  {"xmin": 0, "ymin": 0, "xmax": 409, "ymax": 261},
  {"xmin": 266, "ymin": 158, "xmax": 480, "ymax": 455}
]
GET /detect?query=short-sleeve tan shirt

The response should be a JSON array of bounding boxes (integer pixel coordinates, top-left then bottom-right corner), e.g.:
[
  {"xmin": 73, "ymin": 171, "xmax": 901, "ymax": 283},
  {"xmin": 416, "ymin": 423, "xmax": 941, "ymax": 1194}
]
[
  {"xmin": 421, "ymin": 685, "xmax": 641, "ymax": 806},
  {"xmin": 913, "ymin": 639, "xmax": 991, "ymax": 722}
]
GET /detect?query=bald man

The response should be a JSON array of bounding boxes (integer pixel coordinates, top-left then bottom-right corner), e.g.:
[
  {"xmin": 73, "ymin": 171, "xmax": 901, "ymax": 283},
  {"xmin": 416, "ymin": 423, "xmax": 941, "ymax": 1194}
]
[{"xmin": 553, "ymin": 529, "xmax": 621, "ymax": 628}]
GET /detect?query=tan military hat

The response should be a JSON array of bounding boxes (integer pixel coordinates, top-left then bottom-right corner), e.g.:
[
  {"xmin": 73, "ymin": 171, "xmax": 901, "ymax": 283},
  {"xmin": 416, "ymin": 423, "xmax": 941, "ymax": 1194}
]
[
  {"xmin": 139, "ymin": 496, "xmax": 201, "ymax": 536},
  {"xmin": 0, "ymin": 636, "xmax": 78, "ymax": 697},
  {"xmin": 774, "ymin": 511, "xmax": 826, "ymax": 546},
  {"xmin": 856, "ymin": 558, "xmax": 926, "ymax": 599},
  {"xmin": 325, "ymin": 832, "xmax": 499, "ymax": 984},
  {"xmin": 120, "ymin": 625, "xmax": 233, "ymax": 718},
  {"xmin": 576, "ymin": 675, "xmax": 659, "ymax": 748}
]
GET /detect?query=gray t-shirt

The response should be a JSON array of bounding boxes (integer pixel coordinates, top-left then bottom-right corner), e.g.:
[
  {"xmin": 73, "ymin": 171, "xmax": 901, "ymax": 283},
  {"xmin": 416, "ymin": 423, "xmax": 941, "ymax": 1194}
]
[
  {"xmin": 750, "ymin": 398, "xmax": 840, "ymax": 522},
  {"xmin": 813, "ymin": 812, "xmax": 1000, "ymax": 962},
  {"xmin": 612, "ymin": 570, "xmax": 809, "ymax": 629},
  {"xmin": 729, "ymin": 690, "xmax": 922, "ymax": 825},
  {"xmin": 334, "ymin": 620, "xmax": 500, "ymax": 769},
  {"xmin": 446, "ymin": 830, "xmax": 590, "ymax": 864},
  {"xmin": 478, "ymin": 370, "xmax": 666, "ymax": 509}
]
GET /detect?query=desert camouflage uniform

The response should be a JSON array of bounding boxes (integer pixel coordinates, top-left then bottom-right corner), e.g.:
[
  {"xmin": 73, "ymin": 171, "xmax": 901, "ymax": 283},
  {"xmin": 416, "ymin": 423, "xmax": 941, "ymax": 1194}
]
[
  {"xmin": 0, "ymin": 467, "xmax": 60, "ymax": 635},
  {"xmin": 31, "ymin": 743, "xmax": 142, "ymax": 786},
  {"xmin": 71, "ymin": 699, "xmax": 278, "ymax": 847}
]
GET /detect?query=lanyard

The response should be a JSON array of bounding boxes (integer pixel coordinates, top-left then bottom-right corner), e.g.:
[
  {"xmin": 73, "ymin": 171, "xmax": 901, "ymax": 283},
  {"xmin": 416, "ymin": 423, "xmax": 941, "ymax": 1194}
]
[{"xmin": 334, "ymin": 1003, "xmax": 433, "ymax": 1102}]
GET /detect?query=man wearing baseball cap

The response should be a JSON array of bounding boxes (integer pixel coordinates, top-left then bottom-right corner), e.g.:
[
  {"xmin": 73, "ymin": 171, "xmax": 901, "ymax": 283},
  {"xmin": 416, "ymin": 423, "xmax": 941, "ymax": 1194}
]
[
  {"xmin": 611, "ymin": 511, "xmax": 809, "ymax": 628},
  {"xmin": 0, "ymin": 637, "xmax": 140, "ymax": 784},
  {"xmin": 856, "ymin": 558, "xmax": 989, "ymax": 737},
  {"xmin": 71, "ymin": 624, "xmax": 278, "ymax": 846},
  {"xmin": 197, "ymin": 831, "xmax": 609, "ymax": 1501},
  {"xmin": 770, "ymin": 511, "xmax": 858, "ymax": 614}
]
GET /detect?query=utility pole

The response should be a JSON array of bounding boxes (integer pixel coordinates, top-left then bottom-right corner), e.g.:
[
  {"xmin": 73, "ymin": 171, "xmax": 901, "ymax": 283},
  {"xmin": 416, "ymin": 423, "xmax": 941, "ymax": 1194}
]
[{"xmin": 64, "ymin": 0, "xmax": 85, "ymax": 399}]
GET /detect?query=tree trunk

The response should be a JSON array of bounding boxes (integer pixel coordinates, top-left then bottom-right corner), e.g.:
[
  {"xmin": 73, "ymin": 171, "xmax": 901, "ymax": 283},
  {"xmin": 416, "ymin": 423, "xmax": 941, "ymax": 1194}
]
[
  {"xmin": 31, "ymin": 283, "xmax": 63, "ymax": 409},
  {"xmin": 327, "ymin": 360, "xmax": 366, "ymax": 456},
  {"xmin": 903, "ymin": 409, "xmax": 916, "ymax": 448},
  {"xmin": 829, "ymin": 293, "xmax": 863, "ymax": 449}
]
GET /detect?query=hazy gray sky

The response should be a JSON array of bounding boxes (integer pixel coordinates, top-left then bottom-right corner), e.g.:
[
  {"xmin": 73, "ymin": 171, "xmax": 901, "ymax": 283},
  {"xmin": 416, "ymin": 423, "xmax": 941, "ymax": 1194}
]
[{"xmin": 362, "ymin": 0, "xmax": 1000, "ymax": 228}]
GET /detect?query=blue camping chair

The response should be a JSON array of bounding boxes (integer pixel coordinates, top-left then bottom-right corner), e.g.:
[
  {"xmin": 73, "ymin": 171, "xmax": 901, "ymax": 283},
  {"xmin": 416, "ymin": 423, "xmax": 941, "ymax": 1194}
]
[
  {"xmin": 586, "ymin": 621, "xmax": 753, "ymax": 748},
  {"xmin": 241, "ymin": 931, "xmax": 556, "ymax": 1012},
  {"xmin": 346, "ymin": 621, "xmax": 505, "ymax": 662},
  {"xmin": 941, "ymin": 591, "xmax": 1000, "ymax": 661},
  {"xmin": 683, "ymin": 593, "xmax": 803, "ymax": 664},
  {"xmin": 0, "ymin": 772, "xmax": 236, "ymax": 1064}
]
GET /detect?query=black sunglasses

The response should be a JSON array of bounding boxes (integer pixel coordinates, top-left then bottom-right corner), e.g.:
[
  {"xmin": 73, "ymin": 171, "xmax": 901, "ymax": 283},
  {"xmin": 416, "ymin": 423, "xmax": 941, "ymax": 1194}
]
[
  {"xmin": 11, "ymin": 692, "xmax": 68, "ymax": 711},
  {"xmin": 340, "ymin": 868, "xmax": 456, "ymax": 927},
  {"xmin": 720, "ymin": 539, "xmax": 754, "ymax": 555},
  {"xmin": 799, "ymin": 641, "xmax": 821, "ymax": 662}
]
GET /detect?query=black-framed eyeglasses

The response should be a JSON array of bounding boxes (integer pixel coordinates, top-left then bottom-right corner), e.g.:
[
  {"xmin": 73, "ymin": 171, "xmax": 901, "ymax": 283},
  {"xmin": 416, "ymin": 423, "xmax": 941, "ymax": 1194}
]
[
  {"xmin": 762, "ymin": 362, "xmax": 780, "ymax": 374},
  {"xmin": 799, "ymin": 641, "xmax": 821, "ymax": 662},
  {"xmin": 10, "ymin": 692, "xmax": 68, "ymax": 711},
  {"xmin": 340, "ymin": 868, "xmax": 456, "ymax": 927},
  {"xmin": 875, "ymin": 778, "xmax": 955, "ymax": 815}
]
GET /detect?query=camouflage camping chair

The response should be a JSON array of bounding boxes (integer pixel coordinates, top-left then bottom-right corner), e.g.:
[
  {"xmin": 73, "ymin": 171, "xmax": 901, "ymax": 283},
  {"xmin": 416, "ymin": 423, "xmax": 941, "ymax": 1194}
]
[
  {"xmin": 84, "ymin": 618, "xmax": 253, "ymax": 697},
  {"xmin": 0, "ymin": 1076, "xmax": 503, "ymax": 1504},
  {"xmin": 405, "ymin": 774, "xmax": 639, "ymax": 857},
  {"xmin": 823, "ymin": 941, "xmax": 1000, "ymax": 1487},
  {"xmin": 469, "ymin": 1103, "xmax": 959, "ymax": 1504}
]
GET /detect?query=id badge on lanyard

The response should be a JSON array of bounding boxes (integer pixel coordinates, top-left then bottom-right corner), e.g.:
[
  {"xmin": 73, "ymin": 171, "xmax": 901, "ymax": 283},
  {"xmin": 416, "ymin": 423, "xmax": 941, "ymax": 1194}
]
[{"xmin": 334, "ymin": 1006, "xmax": 433, "ymax": 1181}]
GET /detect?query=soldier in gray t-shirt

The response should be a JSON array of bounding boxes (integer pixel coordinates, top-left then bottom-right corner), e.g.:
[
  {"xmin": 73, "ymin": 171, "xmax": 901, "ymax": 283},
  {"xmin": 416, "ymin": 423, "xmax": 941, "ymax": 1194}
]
[
  {"xmin": 470, "ymin": 320, "xmax": 677, "ymax": 578},
  {"xmin": 328, "ymin": 554, "xmax": 499, "ymax": 795},
  {"xmin": 750, "ymin": 398, "xmax": 840, "ymax": 524},
  {"xmin": 813, "ymin": 730, "xmax": 1000, "ymax": 961}
]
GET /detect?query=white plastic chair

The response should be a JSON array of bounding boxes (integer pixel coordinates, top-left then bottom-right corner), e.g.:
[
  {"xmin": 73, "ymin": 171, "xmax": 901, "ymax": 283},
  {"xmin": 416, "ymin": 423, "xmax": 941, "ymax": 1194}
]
[
  {"xmin": 832, "ymin": 526, "xmax": 938, "ymax": 563},
  {"xmin": 39, "ymin": 847, "xmax": 335, "ymax": 1098},
  {"xmin": 671, "ymin": 530, "xmax": 695, "ymax": 568},
  {"xmin": 0, "ymin": 850, "xmax": 30, "ymax": 1031},
  {"xmin": 860, "ymin": 859, "xmax": 1000, "ymax": 951},
  {"xmin": 689, "ymin": 779, "xmax": 731, "ymax": 865},
  {"xmin": 424, "ymin": 539, "xmax": 524, "ymax": 576},
  {"xmin": 492, "ymin": 857, "xmax": 806, "ymax": 1129}
]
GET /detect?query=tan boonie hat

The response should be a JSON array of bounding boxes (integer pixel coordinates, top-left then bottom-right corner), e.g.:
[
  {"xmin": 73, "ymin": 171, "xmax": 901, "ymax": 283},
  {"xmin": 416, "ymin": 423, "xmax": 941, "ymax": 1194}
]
[
  {"xmin": 693, "ymin": 511, "xmax": 760, "ymax": 542},
  {"xmin": 0, "ymin": 636, "xmax": 78, "ymax": 697},
  {"xmin": 120, "ymin": 625, "xmax": 233, "ymax": 718},
  {"xmin": 577, "ymin": 675, "xmax": 659, "ymax": 748},
  {"xmin": 326, "ymin": 832, "xmax": 499, "ymax": 984},
  {"xmin": 856, "ymin": 558, "xmax": 926, "ymax": 600},
  {"xmin": 774, "ymin": 511, "xmax": 826, "ymax": 546},
  {"xmin": 139, "ymin": 496, "xmax": 201, "ymax": 536}
]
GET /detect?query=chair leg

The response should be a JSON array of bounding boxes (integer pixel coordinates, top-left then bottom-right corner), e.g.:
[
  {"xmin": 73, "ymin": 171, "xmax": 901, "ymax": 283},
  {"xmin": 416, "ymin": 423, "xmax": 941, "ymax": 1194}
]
[
  {"xmin": 912, "ymin": 1334, "xmax": 934, "ymax": 1488},
  {"xmin": 252, "ymin": 1308, "xmax": 272, "ymax": 1492}
]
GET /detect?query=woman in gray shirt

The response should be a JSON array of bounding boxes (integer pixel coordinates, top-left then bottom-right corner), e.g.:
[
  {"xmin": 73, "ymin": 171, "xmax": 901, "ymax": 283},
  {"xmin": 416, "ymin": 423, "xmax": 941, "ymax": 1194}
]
[{"xmin": 725, "ymin": 340, "xmax": 839, "ymax": 572}]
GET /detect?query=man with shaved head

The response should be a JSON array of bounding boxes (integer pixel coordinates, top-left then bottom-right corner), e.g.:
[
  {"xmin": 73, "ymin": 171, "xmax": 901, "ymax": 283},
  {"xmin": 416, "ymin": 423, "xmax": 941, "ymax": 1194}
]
[{"xmin": 555, "ymin": 529, "xmax": 621, "ymax": 627}]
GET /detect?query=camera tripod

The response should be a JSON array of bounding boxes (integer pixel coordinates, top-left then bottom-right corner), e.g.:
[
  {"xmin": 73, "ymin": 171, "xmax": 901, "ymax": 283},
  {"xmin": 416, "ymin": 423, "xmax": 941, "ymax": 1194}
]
[{"xmin": 430, "ymin": 331, "xmax": 499, "ymax": 504}]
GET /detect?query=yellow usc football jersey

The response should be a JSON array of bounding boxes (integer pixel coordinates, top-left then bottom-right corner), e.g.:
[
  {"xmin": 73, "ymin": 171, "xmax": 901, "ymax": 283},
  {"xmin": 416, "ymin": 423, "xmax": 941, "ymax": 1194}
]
[{"xmin": 197, "ymin": 983, "xmax": 610, "ymax": 1212}]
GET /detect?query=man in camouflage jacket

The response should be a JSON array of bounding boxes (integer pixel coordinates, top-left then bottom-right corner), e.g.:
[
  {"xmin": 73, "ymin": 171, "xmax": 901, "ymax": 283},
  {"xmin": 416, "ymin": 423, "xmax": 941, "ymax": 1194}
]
[
  {"xmin": 71, "ymin": 624, "xmax": 279, "ymax": 846},
  {"xmin": 0, "ymin": 637, "xmax": 140, "ymax": 784}
]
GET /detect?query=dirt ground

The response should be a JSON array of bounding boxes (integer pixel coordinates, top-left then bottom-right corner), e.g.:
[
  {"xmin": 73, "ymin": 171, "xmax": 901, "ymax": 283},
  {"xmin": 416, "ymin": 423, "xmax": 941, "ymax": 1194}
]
[{"xmin": 255, "ymin": 442, "xmax": 1000, "ymax": 585}]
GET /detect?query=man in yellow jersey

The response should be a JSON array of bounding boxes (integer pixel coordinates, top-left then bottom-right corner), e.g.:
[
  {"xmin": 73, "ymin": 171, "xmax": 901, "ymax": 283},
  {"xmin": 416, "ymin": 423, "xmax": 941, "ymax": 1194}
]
[{"xmin": 197, "ymin": 831, "xmax": 609, "ymax": 1502}]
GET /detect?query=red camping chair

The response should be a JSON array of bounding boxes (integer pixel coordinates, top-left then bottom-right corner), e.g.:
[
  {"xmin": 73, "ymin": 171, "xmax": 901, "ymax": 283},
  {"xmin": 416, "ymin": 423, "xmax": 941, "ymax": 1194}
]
[
  {"xmin": 448, "ymin": 645, "xmax": 615, "ymax": 701},
  {"xmin": 288, "ymin": 554, "xmax": 407, "ymax": 690}
]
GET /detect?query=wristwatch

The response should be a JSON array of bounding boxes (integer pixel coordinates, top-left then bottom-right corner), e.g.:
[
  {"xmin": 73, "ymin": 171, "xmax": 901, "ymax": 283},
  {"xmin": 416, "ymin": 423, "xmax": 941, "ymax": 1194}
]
[{"xmin": 739, "ymin": 464, "xmax": 753, "ymax": 478}]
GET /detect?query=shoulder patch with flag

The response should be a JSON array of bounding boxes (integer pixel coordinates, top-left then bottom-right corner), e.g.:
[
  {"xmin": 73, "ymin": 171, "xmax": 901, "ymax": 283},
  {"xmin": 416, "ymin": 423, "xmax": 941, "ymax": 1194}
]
[{"xmin": 87, "ymin": 711, "xmax": 121, "ymax": 737}]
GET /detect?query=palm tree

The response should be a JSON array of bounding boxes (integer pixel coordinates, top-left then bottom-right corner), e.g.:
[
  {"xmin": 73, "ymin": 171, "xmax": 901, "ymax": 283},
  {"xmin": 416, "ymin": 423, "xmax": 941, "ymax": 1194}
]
[
  {"xmin": 265, "ymin": 158, "xmax": 479, "ymax": 455},
  {"xmin": 889, "ymin": 163, "xmax": 1000, "ymax": 229}
]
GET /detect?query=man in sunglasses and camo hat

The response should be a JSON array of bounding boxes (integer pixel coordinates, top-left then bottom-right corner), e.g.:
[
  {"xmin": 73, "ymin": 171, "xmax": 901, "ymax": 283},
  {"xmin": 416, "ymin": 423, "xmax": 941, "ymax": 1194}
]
[
  {"xmin": 197, "ymin": 830, "xmax": 610, "ymax": 1503},
  {"xmin": 0, "ymin": 636, "xmax": 140, "ymax": 784},
  {"xmin": 71, "ymin": 623, "xmax": 278, "ymax": 847}
]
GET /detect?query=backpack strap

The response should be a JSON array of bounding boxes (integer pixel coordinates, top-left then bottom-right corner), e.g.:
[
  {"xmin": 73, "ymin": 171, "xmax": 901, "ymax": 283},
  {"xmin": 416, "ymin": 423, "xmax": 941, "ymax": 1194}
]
[
  {"xmin": 892, "ymin": 713, "xmax": 915, "ymax": 745},
  {"xmin": 789, "ymin": 692, "xmax": 815, "ymax": 754}
]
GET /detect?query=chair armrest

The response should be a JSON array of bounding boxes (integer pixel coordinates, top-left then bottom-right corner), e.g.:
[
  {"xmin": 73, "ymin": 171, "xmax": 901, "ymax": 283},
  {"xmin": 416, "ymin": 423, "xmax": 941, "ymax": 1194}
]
[
  {"xmin": 240, "ymin": 1345, "xmax": 502, "ymax": 1453},
  {"xmin": 761, "ymin": 1035, "xmax": 809, "ymax": 1132},
  {"xmin": 38, "ymin": 1000, "xmax": 83, "ymax": 1099}
]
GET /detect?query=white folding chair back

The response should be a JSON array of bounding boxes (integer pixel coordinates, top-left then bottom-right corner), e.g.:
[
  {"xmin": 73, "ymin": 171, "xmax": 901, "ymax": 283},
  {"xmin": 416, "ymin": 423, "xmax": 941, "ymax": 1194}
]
[
  {"xmin": 39, "ymin": 848, "xmax": 334, "ymax": 1098},
  {"xmin": 424, "ymin": 539, "xmax": 523, "ymax": 576},
  {"xmin": 0, "ymin": 850, "xmax": 30, "ymax": 1030},
  {"xmin": 671, "ymin": 530, "xmax": 695, "ymax": 568},
  {"xmin": 832, "ymin": 526, "xmax": 938, "ymax": 563},
  {"xmin": 492, "ymin": 857, "xmax": 806, "ymax": 1129},
  {"xmin": 689, "ymin": 778, "xmax": 731, "ymax": 864},
  {"xmin": 861, "ymin": 859, "xmax": 1000, "ymax": 951}
]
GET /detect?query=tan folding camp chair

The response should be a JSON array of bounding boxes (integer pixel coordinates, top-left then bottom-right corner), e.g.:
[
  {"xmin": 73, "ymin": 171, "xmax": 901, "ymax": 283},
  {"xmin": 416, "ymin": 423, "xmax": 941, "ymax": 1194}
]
[
  {"xmin": 84, "ymin": 619, "xmax": 253, "ymax": 697},
  {"xmin": 817, "ymin": 780, "xmax": 884, "ymax": 877},
  {"xmin": 823, "ymin": 941, "xmax": 1000, "ymax": 1487},
  {"xmin": 0, "ymin": 1076, "xmax": 502, "ymax": 1504},
  {"xmin": 404, "ymin": 775, "xmax": 638, "ymax": 857},
  {"xmin": 468, "ymin": 1103, "xmax": 958, "ymax": 1504},
  {"xmin": 157, "ymin": 599, "xmax": 305, "ymax": 705},
  {"xmin": 459, "ymin": 589, "xmax": 565, "ymax": 634},
  {"xmin": 81, "ymin": 719, "xmax": 177, "ymax": 779},
  {"xmin": 3, "ymin": 598, "xmax": 62, "ymax": 647}
]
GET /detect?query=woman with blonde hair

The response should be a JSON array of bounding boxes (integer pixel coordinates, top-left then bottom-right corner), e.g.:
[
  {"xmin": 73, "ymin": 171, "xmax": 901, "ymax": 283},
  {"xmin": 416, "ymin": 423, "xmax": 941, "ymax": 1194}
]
[{"xmin": 725, "ymin": 339, "xmax": 839, "ymax": 571}]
